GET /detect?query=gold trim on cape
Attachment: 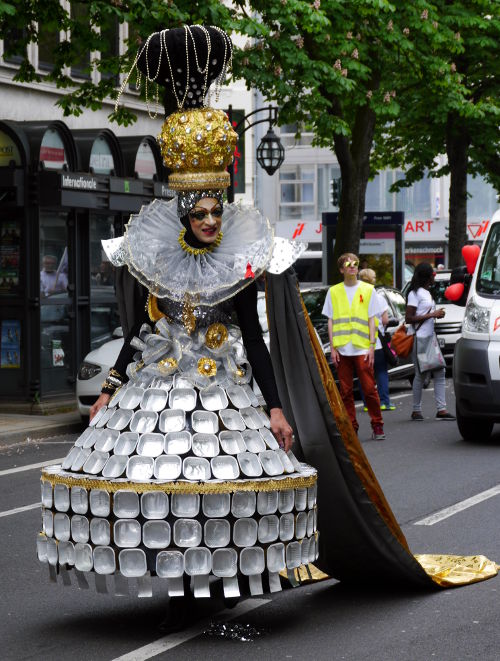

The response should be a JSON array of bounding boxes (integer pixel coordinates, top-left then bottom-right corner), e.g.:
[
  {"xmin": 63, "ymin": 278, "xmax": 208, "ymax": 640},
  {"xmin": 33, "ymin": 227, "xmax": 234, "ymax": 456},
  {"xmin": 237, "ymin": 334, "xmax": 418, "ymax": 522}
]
[{"xmin": 295, "ymin": 288, "xmax": 498, "ymax": 587}]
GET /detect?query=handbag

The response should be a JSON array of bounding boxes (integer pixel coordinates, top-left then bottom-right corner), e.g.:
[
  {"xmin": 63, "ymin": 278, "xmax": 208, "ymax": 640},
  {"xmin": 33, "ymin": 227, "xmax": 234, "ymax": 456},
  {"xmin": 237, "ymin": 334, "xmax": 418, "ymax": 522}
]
[
  {"xmin": 378, "ymin": 329, "xmax": 399, "ymax": 367},
  {"xmin": 416, "ymin": 333, "xmax": 446, "ymax": 373},
  {"xmin": 391, "ymin": 324, "xmax": 414, "ymax": 357}
]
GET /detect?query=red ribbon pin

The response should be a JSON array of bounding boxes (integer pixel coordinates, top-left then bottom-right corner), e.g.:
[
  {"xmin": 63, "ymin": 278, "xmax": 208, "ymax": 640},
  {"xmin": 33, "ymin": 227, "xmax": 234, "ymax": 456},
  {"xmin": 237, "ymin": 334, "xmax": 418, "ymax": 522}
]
[
  {"xmin": 359, "ymin": 294, "xmax": 364, "ymax": 303},
  {"xmin": 245, "ymin": 262, "xmax": 255, "ymax": 279}
]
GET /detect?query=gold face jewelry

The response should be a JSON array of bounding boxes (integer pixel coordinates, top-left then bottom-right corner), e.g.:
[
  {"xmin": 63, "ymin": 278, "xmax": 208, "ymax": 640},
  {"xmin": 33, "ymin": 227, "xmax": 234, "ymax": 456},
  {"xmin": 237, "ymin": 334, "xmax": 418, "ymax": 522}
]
[{"xmin": 178, "ymin": 228, "xmax": 223, "ymax": 255}]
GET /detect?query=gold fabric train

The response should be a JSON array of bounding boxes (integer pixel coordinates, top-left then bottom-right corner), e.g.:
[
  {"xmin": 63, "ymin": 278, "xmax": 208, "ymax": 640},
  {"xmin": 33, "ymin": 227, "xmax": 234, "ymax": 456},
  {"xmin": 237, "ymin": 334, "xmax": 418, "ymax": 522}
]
[
  {"xmin": 265, "ymin": 271, "xmax": 498, "ymax": 589},
  {"xmin": 301, "ymin": 293, "xmax": 498, "ymax": 587}
]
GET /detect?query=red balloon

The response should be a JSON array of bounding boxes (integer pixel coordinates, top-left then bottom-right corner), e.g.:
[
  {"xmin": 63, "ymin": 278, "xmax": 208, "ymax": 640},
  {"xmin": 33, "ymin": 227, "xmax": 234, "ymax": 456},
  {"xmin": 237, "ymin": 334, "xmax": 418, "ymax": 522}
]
[
  {"xmin": 462, "ymin": 244, "xmax": 480, "ymax": 274},
  {"xmin": 445, "ymin": 282, "xmax": 465, "ymax": 302}
]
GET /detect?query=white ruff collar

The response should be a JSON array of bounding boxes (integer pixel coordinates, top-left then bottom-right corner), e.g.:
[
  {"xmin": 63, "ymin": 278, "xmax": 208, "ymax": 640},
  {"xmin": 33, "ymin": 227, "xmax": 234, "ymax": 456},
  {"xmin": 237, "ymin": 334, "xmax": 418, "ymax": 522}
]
[{"xmin": 103, "ymin": 198, "xmax": 307, "ymax": 306}]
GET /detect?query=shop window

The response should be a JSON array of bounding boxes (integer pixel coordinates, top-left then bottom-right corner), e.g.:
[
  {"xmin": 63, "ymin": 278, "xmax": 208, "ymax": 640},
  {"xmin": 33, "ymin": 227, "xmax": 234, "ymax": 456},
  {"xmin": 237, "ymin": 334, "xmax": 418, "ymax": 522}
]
[
  {"xmin": 40, "ymin": 129, "xmax": 67, "ymax": 171},
  {"xmin": 39, "ymin": 212, "xmax": 69, "ymax": 298},
  {"xmin": 70, "ymin": 2, "xmax": 91, "ymax": 80},
  {"xmin": 0, "ymin": 129, "xmax": 22, "ymax": 167},
  {"xmin": 0, "ymin": 218, "xmax": 22, "ymax": 297},
  {"xmin": 90, "ymin": 214, "xmax": 119, "ymax": 349},
  {"xmin": 134, "ymin": 141, "xmax": 157, "ymax": 180},
  {"xmin": 279, "ymin": 166, "xmax": 315, "ymax": 221},
  {"xmin": 39, "ymin": 212, "xmax": 71, "ymax": 394},
  {"xmin": 90, "ymin": 137, "xmax": 115, "ymax": 175}
]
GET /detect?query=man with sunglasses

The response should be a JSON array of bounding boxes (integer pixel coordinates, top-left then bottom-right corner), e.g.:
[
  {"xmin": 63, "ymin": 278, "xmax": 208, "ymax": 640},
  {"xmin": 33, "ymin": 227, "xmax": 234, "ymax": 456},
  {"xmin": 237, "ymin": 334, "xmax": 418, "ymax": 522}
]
[{"xmin": 322, "ymin": 253, "xmax": 385, "ymax": 440}]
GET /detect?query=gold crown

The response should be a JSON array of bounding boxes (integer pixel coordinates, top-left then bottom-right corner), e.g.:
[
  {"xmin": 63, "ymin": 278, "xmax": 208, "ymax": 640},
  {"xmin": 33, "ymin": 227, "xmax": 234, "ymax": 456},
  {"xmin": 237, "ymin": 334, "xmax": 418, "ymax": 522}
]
[{"xmin": 157, "ymin": 108, "xmax": 238, "ymax": 191}]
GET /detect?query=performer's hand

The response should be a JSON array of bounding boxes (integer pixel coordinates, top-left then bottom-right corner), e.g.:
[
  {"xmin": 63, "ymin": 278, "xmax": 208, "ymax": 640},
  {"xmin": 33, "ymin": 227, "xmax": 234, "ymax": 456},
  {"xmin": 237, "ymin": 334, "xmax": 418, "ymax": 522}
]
[
  {"xmin": 364, "ymin": 346, "xmax": 375, "ymax": 368},
  {"xmin": 89, "ymin": 393, "xmax": 111, "ymax": 421},
  {"xmin": 331, "ymin": 346, "xmax": 340, "ymax": 365},
  {"xmin": 269, "ymin": 407, "xmax": 294, "ymax": 452}
]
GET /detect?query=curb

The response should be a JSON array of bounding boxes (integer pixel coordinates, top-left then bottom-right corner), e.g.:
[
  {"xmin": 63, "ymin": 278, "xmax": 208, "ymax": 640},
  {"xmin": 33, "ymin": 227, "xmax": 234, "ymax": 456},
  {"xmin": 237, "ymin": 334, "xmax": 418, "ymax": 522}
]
[{"xmin": 0, "ymin": 421, "xmax": 84, "ymax": 447}]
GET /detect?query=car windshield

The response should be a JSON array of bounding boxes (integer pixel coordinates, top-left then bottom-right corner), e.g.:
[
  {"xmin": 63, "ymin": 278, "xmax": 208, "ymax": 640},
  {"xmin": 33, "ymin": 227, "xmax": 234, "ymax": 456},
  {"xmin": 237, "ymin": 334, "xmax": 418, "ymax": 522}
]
[
  {"xmin": 477, "ymin": 224, "xmax": 500, "ymax": 296},
  {"xmin": 301, "ymin": 288, "xmax": 329, "ymax": 343},
  {"xmin": 383, "ymin": 288, "xmax": 406, "ymax": 318},
  {"xmin": 429, "ymin": 277, "xmax": 451, "ymax": 305}
]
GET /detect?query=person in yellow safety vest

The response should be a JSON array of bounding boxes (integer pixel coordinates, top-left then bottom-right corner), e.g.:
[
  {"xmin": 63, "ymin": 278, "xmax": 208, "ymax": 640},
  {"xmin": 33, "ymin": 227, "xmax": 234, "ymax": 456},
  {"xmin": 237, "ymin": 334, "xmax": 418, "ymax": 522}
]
[{"xmin": 322, "ymin": 253, "xmax": 386, "ymax": 440}]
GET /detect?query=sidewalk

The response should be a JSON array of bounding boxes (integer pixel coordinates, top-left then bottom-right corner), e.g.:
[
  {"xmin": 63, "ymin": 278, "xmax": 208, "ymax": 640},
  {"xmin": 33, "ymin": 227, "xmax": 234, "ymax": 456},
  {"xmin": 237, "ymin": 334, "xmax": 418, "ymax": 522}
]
[{"xmin": 0, "ymin": 410, "xmax": 84, "ymax": 447}]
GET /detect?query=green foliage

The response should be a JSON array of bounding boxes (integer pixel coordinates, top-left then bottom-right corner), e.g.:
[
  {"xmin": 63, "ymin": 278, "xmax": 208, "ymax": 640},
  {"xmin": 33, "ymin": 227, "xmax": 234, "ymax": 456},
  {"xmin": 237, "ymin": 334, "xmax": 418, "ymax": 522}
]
[
  {"xmin": 0, "ymin": 0, "xmax": 232, "ymax": 120},
  {"xmin": 374, "ymin": 0, "xmax": 500, "ymax": 193}
]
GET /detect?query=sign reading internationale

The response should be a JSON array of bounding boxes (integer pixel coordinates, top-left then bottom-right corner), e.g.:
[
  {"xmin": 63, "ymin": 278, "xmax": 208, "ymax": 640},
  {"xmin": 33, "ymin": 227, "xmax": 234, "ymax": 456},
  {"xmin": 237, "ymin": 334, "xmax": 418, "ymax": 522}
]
[{"xmin": 61, "ymin": 174, "xmax": 98, "ymax": 190}]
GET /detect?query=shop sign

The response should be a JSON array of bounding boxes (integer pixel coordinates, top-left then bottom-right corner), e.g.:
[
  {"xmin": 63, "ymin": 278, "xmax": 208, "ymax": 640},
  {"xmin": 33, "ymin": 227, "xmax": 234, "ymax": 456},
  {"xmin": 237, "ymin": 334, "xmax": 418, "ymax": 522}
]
[
  {"xmin": 40, "ymin": 129, "xmax": 67, "ymax": 170},
  {"xmin": 61, "ymin": 174, "xmax": 98, "ymax": 190},
  {"xmin": 154, "ymin": 182, "xmax": 175, "ymax": 199},
  {"xmin": 90, "ymin": 137, "xmax": 115, "ymax": 175},
  {"xmin": 0, "ymin": 130, "xmax": 21, "ymax": 166},
  {"xmin": 135, "ymin": 141, "xmax": 157, "ymax": 180},
  {"xmin": 1, "ymin": 319, "xmax": 21, "ymax": 368}
]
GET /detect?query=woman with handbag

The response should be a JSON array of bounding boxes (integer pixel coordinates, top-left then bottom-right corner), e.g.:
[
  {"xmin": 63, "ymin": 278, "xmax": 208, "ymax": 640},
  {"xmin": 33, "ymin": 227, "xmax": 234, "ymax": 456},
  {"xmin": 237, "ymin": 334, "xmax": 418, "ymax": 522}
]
[
  {"xmin": 359, "ymin": 269, "xmax": 396, "ymax": 411},
  {"xmin": 405, "ymin": 262, "xmax": 455, "ymax": 421}
]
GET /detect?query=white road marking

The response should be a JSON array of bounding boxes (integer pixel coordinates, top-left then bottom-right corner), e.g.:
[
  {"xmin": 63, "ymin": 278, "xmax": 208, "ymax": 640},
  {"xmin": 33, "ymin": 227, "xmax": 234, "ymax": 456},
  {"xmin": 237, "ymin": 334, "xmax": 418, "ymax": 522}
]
[
  {"xmin": 111, "ymin": 598, "xmax": 271, "ymax": 660},
  {"xmin": 414, "ymin": 485, "xmax": 500, "ymax": 526},
  {"xmin": 0, "ymin": 458, "xmax": 64, "ymax": 477},
  {"xmin": 0, "ymin": 502, "xmax": 40, "ymax": 518}
]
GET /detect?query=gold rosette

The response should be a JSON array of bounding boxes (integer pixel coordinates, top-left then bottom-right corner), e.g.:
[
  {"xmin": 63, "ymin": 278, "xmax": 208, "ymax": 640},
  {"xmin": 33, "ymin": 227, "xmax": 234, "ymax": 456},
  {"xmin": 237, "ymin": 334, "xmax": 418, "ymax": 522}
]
[
  {"xmin": 205, "ymin": 323, "xmax": 228, "ymax": 349},
  {"xmin": 197, "ymin": 357, "xmax": 217, "ymax": 377}
]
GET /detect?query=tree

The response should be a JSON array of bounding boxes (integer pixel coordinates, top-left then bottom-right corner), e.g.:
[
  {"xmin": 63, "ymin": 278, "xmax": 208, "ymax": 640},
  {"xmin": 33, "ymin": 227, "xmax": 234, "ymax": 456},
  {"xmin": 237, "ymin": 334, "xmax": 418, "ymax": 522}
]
[
  {"xmin": 374, "ymin": 1, "xmax": 500, "ymax": 268},
  {"xmin": 0, "ymin": 0, "xmax": 232, "ymax": 125},
  {"xmin": 1, "ymin": 2, "xmax": 472, "ymax": 277},
  {"xmin": 230, "ymin": 0, "xmax": 465, "ymax": 280}
]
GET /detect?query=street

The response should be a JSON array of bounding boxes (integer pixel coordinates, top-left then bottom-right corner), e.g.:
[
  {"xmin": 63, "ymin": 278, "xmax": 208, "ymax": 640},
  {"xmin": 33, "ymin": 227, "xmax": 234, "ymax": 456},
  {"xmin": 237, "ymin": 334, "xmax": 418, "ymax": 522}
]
[{"xmin": 1, "ymin": 377, "xmax": 499, "ymax": 661}]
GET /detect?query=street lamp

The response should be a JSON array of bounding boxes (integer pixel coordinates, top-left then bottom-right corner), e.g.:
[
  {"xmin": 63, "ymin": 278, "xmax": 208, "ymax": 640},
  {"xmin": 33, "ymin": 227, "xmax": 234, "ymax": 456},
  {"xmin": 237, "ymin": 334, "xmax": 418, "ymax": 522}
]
[
  {"xmin": 256, "ymin": 127, "xmax": 285, "ymax": 176},
  {"xmin": 227, "ymin": 104, "xmax": 284, "ymax": 203}
]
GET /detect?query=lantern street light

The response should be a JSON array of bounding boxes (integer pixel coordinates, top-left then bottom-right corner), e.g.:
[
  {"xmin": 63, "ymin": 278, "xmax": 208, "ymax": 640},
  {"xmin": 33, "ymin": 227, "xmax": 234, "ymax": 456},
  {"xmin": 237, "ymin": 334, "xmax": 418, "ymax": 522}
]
[{"xmin": 227, "ymin": 104, "xmax": 284, "ymax": 203}]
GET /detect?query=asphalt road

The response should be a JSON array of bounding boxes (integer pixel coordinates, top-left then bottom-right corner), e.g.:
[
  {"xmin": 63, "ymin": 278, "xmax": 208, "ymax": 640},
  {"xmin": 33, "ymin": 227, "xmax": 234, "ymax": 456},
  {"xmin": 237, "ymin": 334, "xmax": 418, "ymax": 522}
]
[{"xmin": 1, "ymin": 378, "xmax": 500, "ymax": 661}]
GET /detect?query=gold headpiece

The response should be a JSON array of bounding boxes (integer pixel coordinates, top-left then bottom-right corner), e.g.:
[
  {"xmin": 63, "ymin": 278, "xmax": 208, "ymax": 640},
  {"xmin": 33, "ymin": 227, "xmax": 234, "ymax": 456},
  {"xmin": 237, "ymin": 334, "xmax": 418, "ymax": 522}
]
[{"xmin": 157, "ymin": 107, "xmax": 238, "ymax": 191}]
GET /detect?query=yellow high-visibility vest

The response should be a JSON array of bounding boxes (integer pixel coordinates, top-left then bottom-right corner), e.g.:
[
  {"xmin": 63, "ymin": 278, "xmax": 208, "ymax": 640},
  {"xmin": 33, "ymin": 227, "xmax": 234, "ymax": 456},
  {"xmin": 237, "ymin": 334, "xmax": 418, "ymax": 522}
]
[{"xmin": 329, "ymin": 281, "xmax": 377, "ymax": 349}]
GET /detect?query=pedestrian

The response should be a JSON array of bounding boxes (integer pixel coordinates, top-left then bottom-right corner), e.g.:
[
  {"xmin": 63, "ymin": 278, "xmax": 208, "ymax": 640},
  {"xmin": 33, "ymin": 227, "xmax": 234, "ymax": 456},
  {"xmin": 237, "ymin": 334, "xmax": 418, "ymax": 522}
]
[
  {"xmin": 405, "ymin": 262, "xmax": 455, "ymax": 421},
  {"xmin": 39, "ymin": 25, "xmax": 304, "ymax": 633},
  {"xmin": 358, "ymin": 268, "xmax": 395, "ymax": 411},
  {"xmin": 322, "ymin": 253, "xmax": 386, "ymax": 440}
]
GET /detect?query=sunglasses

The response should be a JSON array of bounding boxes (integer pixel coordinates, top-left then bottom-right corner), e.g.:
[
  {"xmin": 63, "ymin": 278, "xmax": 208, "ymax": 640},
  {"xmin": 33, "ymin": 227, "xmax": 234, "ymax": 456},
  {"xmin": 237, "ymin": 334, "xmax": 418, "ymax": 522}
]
[
  {"xmin": 344, "ymin": 260, "xmax": 359, "ymax": 268},
  {"xmin": 188, "ymin": 205, "xmax": 223, "ymax": 222}
]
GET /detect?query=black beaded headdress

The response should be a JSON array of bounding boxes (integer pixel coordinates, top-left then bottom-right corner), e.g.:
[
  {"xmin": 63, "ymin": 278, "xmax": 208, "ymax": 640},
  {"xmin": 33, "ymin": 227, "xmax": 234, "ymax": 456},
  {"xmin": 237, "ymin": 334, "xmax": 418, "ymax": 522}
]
[{"xmin": 116, "ymin": 26, "xmax": 236, "ymax": 217}]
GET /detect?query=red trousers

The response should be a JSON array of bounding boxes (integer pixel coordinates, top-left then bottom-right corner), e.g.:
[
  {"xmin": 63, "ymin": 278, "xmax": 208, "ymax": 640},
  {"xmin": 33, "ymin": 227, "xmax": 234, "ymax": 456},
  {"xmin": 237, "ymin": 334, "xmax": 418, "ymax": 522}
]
[{"xmin": 337, "ymin": 353, "xmax": 383, "ymax": 432}]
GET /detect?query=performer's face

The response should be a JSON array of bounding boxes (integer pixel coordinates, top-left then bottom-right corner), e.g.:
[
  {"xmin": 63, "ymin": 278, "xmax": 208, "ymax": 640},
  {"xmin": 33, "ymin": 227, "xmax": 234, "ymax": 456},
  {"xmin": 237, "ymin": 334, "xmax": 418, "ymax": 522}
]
[{"xmin": 188, "ymin": 198, "xmax": 223, "ymax": 244}]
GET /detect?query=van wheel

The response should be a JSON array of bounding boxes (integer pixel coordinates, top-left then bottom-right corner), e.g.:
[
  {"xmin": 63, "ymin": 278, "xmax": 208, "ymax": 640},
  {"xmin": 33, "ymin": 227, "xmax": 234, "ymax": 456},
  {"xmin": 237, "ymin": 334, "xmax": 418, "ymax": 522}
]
[{"xmin": 456, "ymin": 409, "xmax": 493, "ymax": 442}]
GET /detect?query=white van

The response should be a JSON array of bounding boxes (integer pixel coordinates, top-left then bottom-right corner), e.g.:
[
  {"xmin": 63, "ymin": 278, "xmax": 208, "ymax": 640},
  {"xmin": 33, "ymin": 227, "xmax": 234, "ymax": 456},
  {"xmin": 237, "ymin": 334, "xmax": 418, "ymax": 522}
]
[{"xmin": 453, "ymin": 208, "xmax": 500, "ymax": 440}]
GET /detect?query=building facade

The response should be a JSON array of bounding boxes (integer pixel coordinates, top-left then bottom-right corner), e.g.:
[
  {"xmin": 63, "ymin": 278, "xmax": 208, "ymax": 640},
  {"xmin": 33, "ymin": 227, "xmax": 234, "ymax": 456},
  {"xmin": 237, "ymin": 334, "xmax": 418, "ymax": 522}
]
[{"xmin": 0, "ymin": 27, "xmax": 254, "ymax": 407}]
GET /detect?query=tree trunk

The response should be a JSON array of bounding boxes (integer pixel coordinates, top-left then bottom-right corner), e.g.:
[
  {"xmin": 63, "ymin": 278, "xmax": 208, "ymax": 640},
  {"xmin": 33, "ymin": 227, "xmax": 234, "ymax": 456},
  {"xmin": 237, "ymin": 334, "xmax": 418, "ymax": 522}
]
[
  {"xmin": 329, "ymin": 105, "xmax": 376, "ymax": 283},
  {"xmin": 446, "ymin": 113, "xmax": 470, "ymax": 269}
]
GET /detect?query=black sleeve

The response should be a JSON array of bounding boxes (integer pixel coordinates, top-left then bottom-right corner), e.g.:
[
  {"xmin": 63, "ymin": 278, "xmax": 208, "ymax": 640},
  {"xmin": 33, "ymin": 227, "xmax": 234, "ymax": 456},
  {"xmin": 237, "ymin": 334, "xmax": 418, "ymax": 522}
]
[
  {"xmin": 233, "ymin": 282, "xmax": 282, "ymax": 410},
  {"xmin": 108, "ymin": 307, "xmax": 150, "ymax": 385}
]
